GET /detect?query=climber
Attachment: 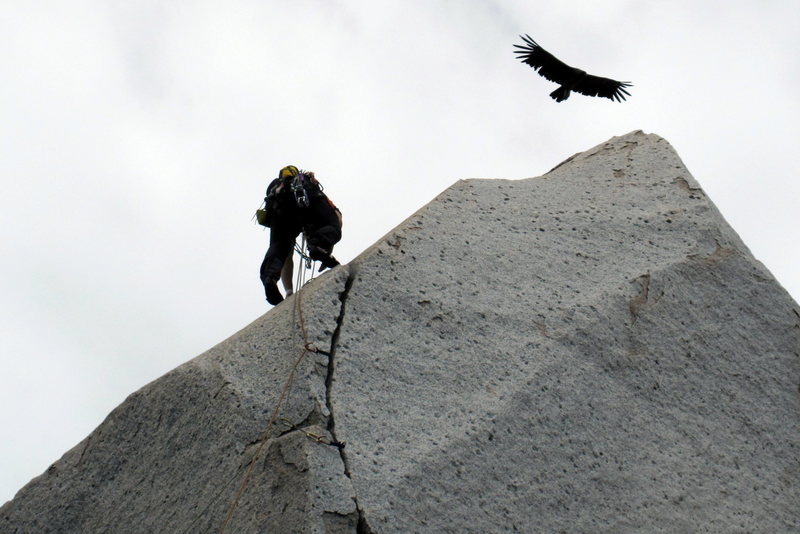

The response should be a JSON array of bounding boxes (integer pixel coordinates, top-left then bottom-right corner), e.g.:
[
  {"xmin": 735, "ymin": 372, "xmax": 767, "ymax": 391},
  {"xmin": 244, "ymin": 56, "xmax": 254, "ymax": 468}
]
[{"xmin": 259, "ymin": 165, "xmax": 342, "ymax": 305}]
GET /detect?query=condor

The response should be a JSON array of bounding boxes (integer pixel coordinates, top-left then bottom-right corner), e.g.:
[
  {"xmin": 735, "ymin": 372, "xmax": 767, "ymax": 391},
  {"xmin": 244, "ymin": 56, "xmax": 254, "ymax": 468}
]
[{"xmin": 514, "ymin": 34, "xmax": 632, "ymax": 102}]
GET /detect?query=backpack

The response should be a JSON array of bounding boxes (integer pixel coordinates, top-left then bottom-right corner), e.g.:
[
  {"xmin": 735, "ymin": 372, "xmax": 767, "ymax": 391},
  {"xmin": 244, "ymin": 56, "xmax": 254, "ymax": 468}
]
[{"xmin": 255, "ymin": 171, "xmax": 322, "ymax": 227}]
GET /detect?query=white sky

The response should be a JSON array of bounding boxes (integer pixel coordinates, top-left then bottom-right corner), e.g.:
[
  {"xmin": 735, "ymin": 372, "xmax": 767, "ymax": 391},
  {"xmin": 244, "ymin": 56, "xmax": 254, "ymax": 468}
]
[{"xmin": 1, "ymin": 1, "xmax": 798, "ymax": 504}]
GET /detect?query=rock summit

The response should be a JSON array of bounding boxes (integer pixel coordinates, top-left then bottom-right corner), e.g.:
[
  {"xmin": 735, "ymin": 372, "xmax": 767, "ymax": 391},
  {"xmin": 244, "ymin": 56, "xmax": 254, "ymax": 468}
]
[{"xmin": 3, "ymin": 131, "xmax": 798, "ymax": 533}]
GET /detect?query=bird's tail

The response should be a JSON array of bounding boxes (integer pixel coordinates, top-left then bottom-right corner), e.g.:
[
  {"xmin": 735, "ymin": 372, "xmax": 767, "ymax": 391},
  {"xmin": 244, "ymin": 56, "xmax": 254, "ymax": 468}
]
[{"xmin": 549, "ymin": 86, "xmax": 570, "ymax": 102}]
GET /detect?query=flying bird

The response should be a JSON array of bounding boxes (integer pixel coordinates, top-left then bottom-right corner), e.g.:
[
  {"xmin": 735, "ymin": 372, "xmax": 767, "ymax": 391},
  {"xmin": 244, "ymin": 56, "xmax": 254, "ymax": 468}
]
[{"xmin": 514, "ymin": 34, "xmax": 632, "ymax": 103}]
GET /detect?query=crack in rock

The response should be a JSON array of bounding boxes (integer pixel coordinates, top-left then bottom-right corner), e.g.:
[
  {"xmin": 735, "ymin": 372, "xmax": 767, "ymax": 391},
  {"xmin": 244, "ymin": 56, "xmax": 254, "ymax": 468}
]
[{"xmin": 323, "ymin": 268, "xmax": 375, "ymax": 533}]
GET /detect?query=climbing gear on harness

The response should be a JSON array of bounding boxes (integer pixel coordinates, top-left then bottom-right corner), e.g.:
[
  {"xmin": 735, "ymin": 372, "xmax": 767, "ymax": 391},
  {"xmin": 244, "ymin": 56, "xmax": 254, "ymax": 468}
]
[
  {"xmin": 258, "ymin": 166, "xmax": 306, "ymax": 227},
  {"xmin": 292, "ymin": 235, "xmax": 317, "ymax": 294},
  {"xmin": 254, "ymin": 197, "xmax": 270, "ymax": 227},
  {"xmin": 295, "ymin": 241, "xmax": 313, "ymax": 271},
  {"xmin": 290, "ymin": 175, "xmax": 310, "ymax": 208}
]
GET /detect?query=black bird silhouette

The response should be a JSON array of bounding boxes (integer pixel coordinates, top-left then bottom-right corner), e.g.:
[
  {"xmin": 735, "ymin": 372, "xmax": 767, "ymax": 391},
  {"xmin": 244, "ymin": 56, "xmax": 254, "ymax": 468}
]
[{"xmin": 514, "ymin": 34, "xmax": 632, "ymax": 102}]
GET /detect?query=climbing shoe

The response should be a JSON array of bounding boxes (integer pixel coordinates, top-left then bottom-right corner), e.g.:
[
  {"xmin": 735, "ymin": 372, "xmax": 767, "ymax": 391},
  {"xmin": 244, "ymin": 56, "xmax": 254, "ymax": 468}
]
[
  {"xmin": 309, "ymin": 247, "xmax": 340, "ymax": 270},
  {"xmin": 316, "ymin": 254, "xmax": 340, "ymax": 271},
  {"xmin": 266, "ymin": 281, "xmax": 284, "ymax": 305}
]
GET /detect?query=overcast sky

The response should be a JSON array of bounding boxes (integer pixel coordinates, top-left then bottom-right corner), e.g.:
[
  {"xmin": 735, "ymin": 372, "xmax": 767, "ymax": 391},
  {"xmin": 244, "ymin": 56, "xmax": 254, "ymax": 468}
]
[{"xmin": 2, "ymin": 1, "xmax": 798, "ymax": 504}]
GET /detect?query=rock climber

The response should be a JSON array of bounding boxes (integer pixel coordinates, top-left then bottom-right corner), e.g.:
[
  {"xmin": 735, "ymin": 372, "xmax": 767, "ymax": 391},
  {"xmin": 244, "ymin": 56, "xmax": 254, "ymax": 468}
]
[{"xmin": 259, "ymin": 165, "xmax": 342, "ymax": 305}]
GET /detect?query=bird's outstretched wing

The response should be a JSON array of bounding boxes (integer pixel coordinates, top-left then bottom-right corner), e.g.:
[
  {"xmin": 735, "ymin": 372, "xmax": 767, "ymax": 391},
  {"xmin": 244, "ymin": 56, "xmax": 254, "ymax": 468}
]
[
  {"xmin": 514, "ymin": 34, "xmax": 633, "ymax": 102},
  {"xmin": 574, "ymin": 75, "xmax": 632, "ymax": 102},
  {"xmin": 513, "ymin": 34, "xmax": 579, "ymax": 85}
]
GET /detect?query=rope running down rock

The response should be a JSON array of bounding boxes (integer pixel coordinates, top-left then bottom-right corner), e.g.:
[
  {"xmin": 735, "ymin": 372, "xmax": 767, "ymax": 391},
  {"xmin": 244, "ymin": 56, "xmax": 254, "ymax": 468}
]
[{"xmin": 219, "ymin": 237, "xmax": 317, "ymax": 533}]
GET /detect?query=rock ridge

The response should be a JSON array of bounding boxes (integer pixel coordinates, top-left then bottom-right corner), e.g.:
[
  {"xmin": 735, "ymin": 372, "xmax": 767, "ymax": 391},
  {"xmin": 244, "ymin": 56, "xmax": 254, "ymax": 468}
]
[{"xmin": 2, "ymin": 131, "xmax": 798, "ymax": 533}]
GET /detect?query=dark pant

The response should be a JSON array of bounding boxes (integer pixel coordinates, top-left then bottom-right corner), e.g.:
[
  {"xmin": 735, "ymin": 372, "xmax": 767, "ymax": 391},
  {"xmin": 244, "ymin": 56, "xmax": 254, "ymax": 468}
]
[
  {"xmin": 304, "ymin": 195, "xmax": 342, "ymax": 256},
  {"xmin": 259, "ymin": 196, "xmax": 341, "ymax": 296},
  {"xmin": 260, "ymin": 216, "xmax": 302, "ymax": 292}
]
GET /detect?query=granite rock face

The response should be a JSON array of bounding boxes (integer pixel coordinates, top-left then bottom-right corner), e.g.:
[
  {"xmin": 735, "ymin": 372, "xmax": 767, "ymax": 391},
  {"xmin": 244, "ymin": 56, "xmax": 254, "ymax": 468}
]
[
  {"xmin": 3, "ymin": 131, "xmax": 799, "ymax": 533},
  {"xmin": 2, "ymin": 267, "xmax": 358, "ymax": 534}
]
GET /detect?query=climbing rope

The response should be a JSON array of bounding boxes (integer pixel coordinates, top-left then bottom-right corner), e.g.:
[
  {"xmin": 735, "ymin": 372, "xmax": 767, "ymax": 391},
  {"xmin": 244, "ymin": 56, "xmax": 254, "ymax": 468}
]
[
  {"xmin": 219, "ymin": 238, "xmax": 318, "ymax": 534},
  {"xmin": 293, "ymin": 234, "xmax": 317, "ymax": 294}
]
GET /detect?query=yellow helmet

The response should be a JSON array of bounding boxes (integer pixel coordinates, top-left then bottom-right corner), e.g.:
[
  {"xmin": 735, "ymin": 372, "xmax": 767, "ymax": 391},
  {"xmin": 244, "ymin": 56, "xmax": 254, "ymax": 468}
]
[{"xmin": 279, "ymin": 165, "xmax": 299, "ymax": 180}]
